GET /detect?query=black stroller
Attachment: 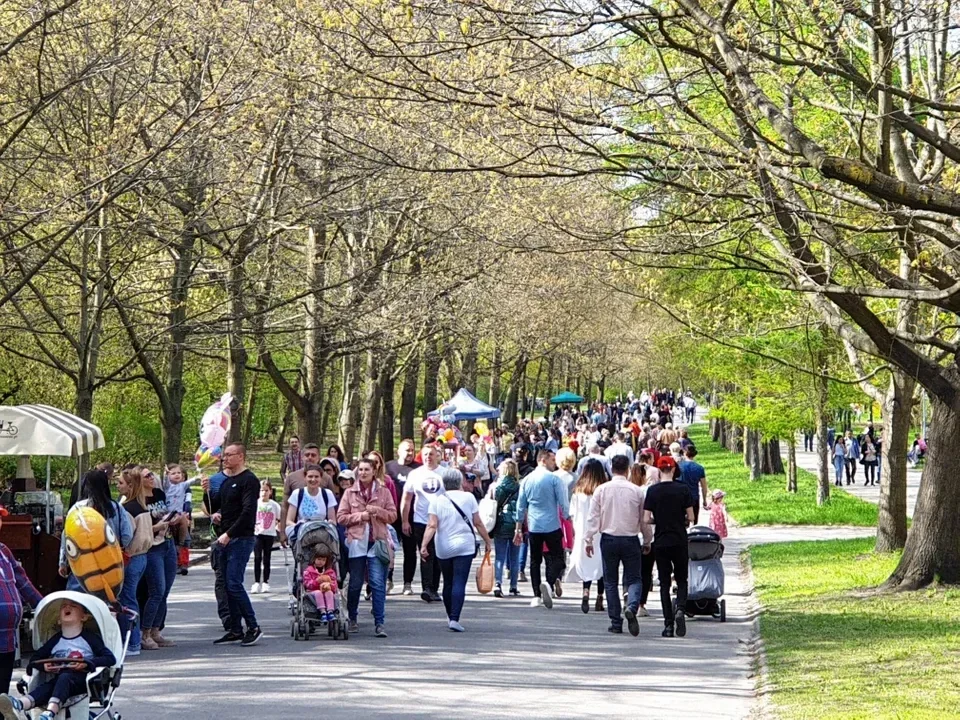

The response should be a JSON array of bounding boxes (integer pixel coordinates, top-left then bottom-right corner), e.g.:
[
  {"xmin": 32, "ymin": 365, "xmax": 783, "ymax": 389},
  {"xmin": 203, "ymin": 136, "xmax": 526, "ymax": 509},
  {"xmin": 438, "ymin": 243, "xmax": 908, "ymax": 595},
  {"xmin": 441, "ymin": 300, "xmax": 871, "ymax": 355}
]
[
  {"xmin": 680, "ymin": 525, "xmax": 726, "ymax": 622},
  {"xmin": 290, "ymin": 519, "xmax": 349, "ymax": 641}
]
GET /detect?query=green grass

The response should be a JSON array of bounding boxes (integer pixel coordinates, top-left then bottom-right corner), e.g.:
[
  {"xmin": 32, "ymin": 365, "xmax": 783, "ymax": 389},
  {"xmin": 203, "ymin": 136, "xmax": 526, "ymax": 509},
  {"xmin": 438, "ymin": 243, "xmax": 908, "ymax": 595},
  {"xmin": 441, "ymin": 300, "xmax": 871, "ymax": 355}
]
[
  {"xmin": 751, "ymin": 538, "xmax": 960, "ymax": 719},
  {"xmin": 688, "ymin": 425, "xmax": 878, "ymax": 526}
]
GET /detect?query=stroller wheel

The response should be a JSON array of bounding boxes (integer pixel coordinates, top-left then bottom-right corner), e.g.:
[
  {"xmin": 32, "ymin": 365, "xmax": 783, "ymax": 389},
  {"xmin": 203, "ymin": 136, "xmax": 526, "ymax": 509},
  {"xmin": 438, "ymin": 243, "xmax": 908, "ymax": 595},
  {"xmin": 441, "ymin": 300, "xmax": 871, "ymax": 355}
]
[
  {"xmin": 290, "ymin": 620, "xmax": 296, "ymax": 639},
  {"xmin": 720, "ymin": 599, "xmax": 727, "ymax": 623},
  {"xmin": 328, "ymin": 620, "xmax": 335, "ymax": 637},
  {"xmin": 341, "ymin": 622, "xmax": 349, "ymax": 641}
]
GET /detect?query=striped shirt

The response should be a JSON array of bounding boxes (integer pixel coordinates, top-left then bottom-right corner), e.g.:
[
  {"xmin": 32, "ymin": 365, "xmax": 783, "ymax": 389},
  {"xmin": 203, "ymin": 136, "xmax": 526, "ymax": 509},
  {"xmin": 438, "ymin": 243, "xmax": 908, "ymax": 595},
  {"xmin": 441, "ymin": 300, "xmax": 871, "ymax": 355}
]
[{"xmin": 280, "ymin": 451, "xmax": 304, "ymax": 479}]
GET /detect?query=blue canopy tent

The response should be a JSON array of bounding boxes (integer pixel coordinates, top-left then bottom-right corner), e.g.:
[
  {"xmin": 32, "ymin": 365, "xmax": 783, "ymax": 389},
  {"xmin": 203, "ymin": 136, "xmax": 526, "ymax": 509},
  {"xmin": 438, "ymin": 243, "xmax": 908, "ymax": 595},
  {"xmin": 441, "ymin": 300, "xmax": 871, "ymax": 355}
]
[
  {"xmin": 428, "ymin": 388, "xmax": 501, "ymax": 422},
  {"xmin": 550, "ymin": 391, "xmax": 585, "ymax": 404}
]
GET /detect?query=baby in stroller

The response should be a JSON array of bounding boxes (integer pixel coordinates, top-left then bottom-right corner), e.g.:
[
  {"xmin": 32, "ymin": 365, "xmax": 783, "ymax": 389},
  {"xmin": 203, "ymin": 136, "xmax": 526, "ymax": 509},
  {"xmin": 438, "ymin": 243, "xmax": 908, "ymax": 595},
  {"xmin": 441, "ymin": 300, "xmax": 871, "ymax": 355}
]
[
  {"xmin": 303, "ymin": 553, "xmax": 338, "ymax": 623},
  {"xmin": 0, "ymin": 599, "xmax": 116, "ymax": 720}
]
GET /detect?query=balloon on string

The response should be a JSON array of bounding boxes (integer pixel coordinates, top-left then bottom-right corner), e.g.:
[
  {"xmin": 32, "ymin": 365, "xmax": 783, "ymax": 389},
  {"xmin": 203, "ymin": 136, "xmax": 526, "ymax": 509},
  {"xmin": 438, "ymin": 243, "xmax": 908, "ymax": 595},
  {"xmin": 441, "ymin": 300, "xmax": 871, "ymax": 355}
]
[
  {"xmin": 474, "ymin": 422, "xmax": 489, "ymax": 437},
  {"xmin": 194, "ymin": 444, "xmax": 223, "ymax": 473}
]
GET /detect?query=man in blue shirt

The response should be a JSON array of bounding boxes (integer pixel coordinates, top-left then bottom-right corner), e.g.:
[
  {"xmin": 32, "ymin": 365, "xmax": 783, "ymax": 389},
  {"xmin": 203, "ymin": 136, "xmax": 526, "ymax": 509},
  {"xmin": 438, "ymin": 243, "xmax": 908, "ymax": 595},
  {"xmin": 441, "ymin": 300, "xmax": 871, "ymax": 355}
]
[
  {"xmin": 515, "ymin": 449, "xmax": 570, "ymax": 609},
  {"xmin": 677, "ymin": 446, "xmax": 709, "ymax": 524}
]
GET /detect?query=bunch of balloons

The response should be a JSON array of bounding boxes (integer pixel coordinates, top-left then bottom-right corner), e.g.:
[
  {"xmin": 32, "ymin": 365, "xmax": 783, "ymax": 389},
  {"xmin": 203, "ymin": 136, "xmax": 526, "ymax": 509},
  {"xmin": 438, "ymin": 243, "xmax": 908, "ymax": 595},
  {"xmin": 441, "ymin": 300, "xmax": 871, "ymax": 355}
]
[
  {"xmin": 474, "ymin": 422, "xmax": 496, "ymax": 455},
  {"xmin": 195, "ymin": 392, "xmax": 233, "ymax": 474}
]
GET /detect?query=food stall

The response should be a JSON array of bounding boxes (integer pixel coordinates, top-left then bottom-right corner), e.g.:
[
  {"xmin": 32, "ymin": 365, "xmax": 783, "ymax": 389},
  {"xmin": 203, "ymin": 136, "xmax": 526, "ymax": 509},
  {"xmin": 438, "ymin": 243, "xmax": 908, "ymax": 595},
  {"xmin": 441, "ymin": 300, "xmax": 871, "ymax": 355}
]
[{"xmin": 0, "ymin": 405, "xmax": 105, "ymax": 594}]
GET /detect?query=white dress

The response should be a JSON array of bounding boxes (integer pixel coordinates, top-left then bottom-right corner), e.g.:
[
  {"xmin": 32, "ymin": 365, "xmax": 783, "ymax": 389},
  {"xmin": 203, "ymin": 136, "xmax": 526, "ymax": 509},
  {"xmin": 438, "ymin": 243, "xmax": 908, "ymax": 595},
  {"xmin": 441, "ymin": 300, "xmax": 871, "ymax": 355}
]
[{"xmin": 565, "ymin": 492, "xmax": 603, "ymax": 583}]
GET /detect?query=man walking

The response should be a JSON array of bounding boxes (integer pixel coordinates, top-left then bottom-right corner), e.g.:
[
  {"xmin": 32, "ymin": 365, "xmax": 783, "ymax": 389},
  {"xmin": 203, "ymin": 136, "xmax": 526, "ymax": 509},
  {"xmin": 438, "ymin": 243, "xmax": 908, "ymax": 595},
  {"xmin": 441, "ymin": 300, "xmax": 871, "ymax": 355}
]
[
  {"xmin": 386, "ymin": 439, "xmax": 420, "ymax": 595},
  {"xmin": 515, "ymin": 449, "xmax": 569, "ymax": 608},
  {"xmin": 281, "ymin": 442, "xmax": 322, "ymax": 529},
  {"xmin": 202, "ymin": 443, "xmax": 262, "ymax": 646},
  {"xmin": 677, "ymin": 445, "xmax": 709, "ymax": 524},
  {"xmin": 280, "ymin": 435, "xmax": 303, "ymax": 480},
  {"xmin": 604, "ymin": 432, "xmax": 635, "ymax": 465},
  {"xmin": 401, "ymin": 444, "xmax": 445, "ymax": 602},
  {"xmin": 584, "ymin": 455, "xmax": 652, "ymax": 636},
  {"xmin": 643, "ymin": 456, "xmax": 694, "ymax": 638}
]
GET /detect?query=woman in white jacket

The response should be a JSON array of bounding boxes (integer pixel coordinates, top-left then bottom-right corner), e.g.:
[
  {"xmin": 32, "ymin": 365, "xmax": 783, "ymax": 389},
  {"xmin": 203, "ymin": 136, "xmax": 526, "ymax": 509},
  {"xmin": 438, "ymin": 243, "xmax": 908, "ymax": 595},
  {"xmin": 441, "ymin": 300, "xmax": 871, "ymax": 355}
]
[{"xmin": 565, "ymin": 459, "xmax": 609, "ymax": 614}]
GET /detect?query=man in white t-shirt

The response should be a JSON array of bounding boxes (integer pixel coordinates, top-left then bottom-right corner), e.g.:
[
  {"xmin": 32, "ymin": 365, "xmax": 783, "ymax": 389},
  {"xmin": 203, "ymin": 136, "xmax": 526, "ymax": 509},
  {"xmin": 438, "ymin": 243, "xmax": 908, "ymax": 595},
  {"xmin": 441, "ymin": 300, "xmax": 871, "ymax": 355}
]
[
  {"xmin": 604, "ymin": 433, "xmax": 635, "ymax": 465},
  {"xmin": 421, "ymin": 467, "xmax": 491, "ymax": 632},
  {"xmin": 401, "ymin": 445, "xmax": 445, "ymax": 602}
]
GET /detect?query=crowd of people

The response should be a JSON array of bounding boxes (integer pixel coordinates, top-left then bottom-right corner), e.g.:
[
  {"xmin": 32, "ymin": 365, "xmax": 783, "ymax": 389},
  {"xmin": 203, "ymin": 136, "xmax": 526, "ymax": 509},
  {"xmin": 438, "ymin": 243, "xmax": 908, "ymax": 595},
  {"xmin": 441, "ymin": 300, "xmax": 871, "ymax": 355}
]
[{"xmin": 0, "ymin": 388, "xmax": 726, "ymax": 720}]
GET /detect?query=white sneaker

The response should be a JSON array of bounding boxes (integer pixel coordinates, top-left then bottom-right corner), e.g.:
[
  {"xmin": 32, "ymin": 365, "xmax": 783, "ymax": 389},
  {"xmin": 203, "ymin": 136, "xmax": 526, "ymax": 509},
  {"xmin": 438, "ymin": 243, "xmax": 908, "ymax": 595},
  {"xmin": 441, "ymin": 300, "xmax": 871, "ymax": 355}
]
[
  {"xmin": 260, "ymin": 583, "xmax": 270, "ymax": 593},
  {"xmin": 638, "ymin": 606, "xmax": 650, "ymax": 617},
  {"xmin": 530, "ymin": 597, "xmax": 543, "ymax": 608},
  {"xmin": 540, "ymin": 582, "xmax": 554, "ymax": 609},
  {"xmin": 448, "ymin": 620, "xmax": 465, "ymax": 632},
  {"xmin": 402, "ymin": 584, "xmax": 413, "ymax": 596},
  {"xmin": 250, "ymin": 583, "xmax": 261, "ymax": 594}
]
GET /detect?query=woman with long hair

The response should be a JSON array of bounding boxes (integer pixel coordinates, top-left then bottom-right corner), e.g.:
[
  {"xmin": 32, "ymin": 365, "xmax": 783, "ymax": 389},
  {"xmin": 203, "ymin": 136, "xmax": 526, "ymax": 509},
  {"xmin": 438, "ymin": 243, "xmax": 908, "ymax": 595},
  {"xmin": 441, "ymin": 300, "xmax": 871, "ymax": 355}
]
[
  {"xmin": 566, "ymin": 459, "xmax": 609, "ymax": 614},
  {"xmin": 364, "ymin": 450, "xmax": 399, "ymax": 594},
  {"xmin": 117, "ymin": 465, "xmax": 150, "ymax": 655},
  {"xmin": 327, "ymin": 444, "xmax": 348, "ymax": 470},
  {"xmin": 492, "ymin": 459, "xmax": 522, "ymax": 598},
  {"xmin": 137, "ymin": 467, "xmax": 178, "ymax": 650}
]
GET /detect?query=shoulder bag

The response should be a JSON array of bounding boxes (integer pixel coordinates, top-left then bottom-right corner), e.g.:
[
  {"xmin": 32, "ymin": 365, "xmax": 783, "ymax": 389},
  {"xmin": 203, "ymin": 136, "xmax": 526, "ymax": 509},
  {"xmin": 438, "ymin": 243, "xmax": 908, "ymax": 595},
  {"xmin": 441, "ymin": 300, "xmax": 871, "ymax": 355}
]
[
  {"xmin": 448, "ymin": 497, "xmax": 480, "ymax": 557},
  {"xmin": 125, "ymin": 503, "xmax": 154, "ymax": 557}
]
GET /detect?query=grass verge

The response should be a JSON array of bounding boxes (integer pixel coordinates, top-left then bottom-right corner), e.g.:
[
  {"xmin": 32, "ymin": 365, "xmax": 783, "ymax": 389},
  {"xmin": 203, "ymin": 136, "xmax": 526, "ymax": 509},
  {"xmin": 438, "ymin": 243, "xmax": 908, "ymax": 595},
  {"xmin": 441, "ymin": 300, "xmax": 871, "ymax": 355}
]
[
  {"xmin": 688, "ymin": 425, "xmax": 878, "ymax": 526},
  {"xmin": 751, "ymin": 538, "xmax": 960, "ymax": 719}
]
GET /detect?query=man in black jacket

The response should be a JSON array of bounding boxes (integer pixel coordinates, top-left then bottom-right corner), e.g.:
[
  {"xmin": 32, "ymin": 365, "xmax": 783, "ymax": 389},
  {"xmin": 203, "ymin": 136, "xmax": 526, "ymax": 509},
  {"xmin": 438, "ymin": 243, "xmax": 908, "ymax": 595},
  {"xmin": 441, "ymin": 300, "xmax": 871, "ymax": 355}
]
[{"xmin": 202, "ymin": 443, "xmax": 262, "ymax": 647}]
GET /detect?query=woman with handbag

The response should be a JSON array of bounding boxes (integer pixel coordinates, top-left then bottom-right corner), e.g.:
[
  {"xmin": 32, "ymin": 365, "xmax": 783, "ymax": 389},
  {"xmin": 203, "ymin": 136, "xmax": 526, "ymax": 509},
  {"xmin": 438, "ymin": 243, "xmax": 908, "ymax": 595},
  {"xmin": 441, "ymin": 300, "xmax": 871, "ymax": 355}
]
[
  {"xmin": 337, "ymin": 458, "xmax": 397, "ymax": 639},
  {"xmin": 136, "ymin": 467, "xmax": 180, "ymax": 650},
  {"xmin": 117, "ymin": 466, "xmax": 155, "ymax": 655},
  {"xmin": 492, "ymin": 460, "xmax": 522, "ymax": 598},
  {"xmin": 420, "ymin": 467, "xmax": 492, "ymax": 633}
]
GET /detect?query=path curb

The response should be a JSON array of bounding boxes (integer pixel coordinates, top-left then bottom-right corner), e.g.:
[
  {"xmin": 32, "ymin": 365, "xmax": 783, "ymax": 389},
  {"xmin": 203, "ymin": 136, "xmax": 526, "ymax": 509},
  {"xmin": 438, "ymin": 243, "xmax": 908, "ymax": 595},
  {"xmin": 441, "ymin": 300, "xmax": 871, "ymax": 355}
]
[{"xmin": 739, "ymin": 546, "xmax": 774, "ymax": 719}]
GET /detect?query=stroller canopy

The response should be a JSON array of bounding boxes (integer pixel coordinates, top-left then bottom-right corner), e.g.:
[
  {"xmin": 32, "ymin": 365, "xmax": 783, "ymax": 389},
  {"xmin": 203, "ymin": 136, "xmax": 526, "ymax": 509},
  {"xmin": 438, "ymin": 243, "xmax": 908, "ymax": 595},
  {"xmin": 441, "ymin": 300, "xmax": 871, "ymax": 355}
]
[
  {"xmin": 688, "ymin": 525, "xmax": 724, "ymax": 560},
  {"xmin": 32, "ymin": 591, "xmax": 122, "ymax": 666},
  {"xmin": 295, "ymin": 520, "xmax": 340, "ymax": 567}
]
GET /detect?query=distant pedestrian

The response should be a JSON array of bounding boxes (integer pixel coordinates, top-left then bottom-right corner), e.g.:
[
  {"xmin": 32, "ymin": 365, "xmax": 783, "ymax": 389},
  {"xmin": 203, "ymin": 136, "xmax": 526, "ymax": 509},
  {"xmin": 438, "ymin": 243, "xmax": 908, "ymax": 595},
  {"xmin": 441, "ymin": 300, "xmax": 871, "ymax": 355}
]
[{"xmin": 280, "ymin": 435, "xmax": 303, "ymax": 480}]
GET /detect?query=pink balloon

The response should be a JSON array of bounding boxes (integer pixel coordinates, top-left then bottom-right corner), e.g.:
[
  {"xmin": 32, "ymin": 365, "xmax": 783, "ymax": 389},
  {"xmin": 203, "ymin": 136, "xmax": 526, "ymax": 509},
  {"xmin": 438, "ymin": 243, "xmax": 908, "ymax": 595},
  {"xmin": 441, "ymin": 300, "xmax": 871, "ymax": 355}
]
[{"xmin": 200, "ymin": 425, "xmax": 226, "ymax": 448}]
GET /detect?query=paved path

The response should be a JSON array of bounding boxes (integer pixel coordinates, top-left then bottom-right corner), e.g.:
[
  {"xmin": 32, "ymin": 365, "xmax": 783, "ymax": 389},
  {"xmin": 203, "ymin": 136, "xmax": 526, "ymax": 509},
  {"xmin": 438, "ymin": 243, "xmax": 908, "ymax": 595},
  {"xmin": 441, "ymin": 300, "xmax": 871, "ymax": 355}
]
[
  {"xmin": 787, "ymin": 436, "xmax": 921, "ymax": 517},
  {"xmin": 105, "ymin": 545, "xmax": 757, "ymax": 720}
]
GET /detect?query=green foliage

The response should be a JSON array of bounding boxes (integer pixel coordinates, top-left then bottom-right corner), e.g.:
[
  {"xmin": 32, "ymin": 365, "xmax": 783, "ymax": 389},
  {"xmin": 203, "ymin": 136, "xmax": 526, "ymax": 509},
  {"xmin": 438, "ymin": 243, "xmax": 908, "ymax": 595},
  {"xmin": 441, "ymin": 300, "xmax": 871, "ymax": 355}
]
[
  {"xmin": 751, "ymin": 538, "xmax": 960, "ymax": 719},
  {"xmin": 689, "ymin": 425, "xmax": 878, "ymax": 526}
]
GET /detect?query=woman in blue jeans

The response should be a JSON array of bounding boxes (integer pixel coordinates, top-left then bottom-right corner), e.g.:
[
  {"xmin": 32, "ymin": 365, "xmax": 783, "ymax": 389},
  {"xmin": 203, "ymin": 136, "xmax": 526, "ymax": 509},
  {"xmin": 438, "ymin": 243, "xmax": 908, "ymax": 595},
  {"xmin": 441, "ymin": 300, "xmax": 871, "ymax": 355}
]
[
  {"xmin": 117, "ymin": 465, "xmax": 152, "ymax": 655},
  {"xmin": 136, "ymin": 467, "xmax": 180, "ymax": 650},
  {"xmin": 491, "ymin": 461, "xmax": 522, "ymax": 597},
  {"xmin": 420, "ymin": 468, "xmax": 492, "ymax": 632}
]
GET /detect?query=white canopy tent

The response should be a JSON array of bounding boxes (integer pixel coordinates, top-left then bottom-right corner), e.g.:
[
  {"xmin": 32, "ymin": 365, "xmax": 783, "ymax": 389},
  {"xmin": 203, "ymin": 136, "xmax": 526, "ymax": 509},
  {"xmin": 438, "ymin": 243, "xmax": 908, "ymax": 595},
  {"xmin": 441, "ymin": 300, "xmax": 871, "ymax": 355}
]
[{"xmin": 0, "ymin": 405, "xmax": 105, "ymax": 531}]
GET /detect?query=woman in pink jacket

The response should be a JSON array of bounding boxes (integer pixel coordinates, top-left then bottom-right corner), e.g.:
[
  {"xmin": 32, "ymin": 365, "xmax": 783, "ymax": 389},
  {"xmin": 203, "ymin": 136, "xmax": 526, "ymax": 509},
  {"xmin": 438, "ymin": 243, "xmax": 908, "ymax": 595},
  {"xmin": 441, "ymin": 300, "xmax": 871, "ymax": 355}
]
[{"xmin": 337, "ymin": 458, "xmax": 397, "ymax": 638}]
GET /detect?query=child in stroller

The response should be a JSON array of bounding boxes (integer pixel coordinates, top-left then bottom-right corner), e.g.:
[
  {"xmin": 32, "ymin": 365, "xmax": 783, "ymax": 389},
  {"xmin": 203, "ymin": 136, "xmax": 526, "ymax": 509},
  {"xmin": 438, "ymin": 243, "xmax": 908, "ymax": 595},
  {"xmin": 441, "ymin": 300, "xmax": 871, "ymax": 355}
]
[
  {"xmin": 290, "ymin": 520, "xmax": 347, "ymax": 641},
  {"xmin": 303, "ymin": 553, "xmax": 338, "ymax": 623},
  {"xmin": 0, "ymin": 596, "xmax": 116, "ymax": 720}
]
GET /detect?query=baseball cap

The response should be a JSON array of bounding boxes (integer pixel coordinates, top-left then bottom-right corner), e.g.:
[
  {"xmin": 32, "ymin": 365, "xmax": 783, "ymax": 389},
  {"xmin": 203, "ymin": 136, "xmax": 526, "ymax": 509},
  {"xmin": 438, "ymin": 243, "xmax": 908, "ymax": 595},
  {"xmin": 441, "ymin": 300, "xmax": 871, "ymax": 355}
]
[
  {"xmin": 337, "ymin": 469, "xmax": 355, "ymax": 481},
  {"xmin": 656, "ymin": 456, "xmax": 677, "ymax": 471}
]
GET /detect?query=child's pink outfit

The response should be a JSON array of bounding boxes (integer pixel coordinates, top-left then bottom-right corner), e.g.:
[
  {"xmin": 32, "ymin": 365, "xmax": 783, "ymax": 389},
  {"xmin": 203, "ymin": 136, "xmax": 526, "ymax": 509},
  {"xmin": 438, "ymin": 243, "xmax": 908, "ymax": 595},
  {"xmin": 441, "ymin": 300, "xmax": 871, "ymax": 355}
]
[
  {"xmin": 709, "ymin": 503, "xmax": 728, "ymax": 538},
  {"xmin": 303, "ymin": 564, "xmax": 338, "ymax": 615}
]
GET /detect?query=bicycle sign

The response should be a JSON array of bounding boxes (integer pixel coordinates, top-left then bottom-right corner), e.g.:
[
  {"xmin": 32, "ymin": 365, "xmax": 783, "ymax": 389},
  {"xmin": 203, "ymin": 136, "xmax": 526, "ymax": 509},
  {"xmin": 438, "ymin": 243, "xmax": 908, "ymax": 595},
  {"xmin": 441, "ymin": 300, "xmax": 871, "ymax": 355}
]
[{"xmin": 0, "ymin": 420, "xmax": 18, "ymax": 438}]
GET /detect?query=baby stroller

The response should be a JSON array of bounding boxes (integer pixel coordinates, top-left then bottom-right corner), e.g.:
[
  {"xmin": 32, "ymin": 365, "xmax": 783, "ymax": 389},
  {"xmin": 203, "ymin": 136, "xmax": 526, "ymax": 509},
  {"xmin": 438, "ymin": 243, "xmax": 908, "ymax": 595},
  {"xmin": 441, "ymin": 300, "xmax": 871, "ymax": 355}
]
[
  {"xmin": 680, "ymin": 525, "xmax": 726, "ymax": 622},
  {"xmin": 290, "ymin": 520, "xmax": 348, "ymax": 642},
  {"xmin": 18, "ymin": 591, "xmax": 129, "ymax": 720}
]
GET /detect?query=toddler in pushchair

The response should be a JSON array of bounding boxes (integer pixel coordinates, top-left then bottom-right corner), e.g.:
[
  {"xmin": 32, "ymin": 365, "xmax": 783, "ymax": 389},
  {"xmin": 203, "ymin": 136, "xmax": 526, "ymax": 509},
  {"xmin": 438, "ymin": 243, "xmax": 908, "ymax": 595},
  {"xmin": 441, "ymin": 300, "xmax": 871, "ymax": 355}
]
[
  {"xmin": 681, "ymin": 525, "xmax": 726, "ymax": 622},
  {"xmin": 290, "ymin": 520, "xmax": 348, "ymax": 641},
  {"xmin": 0, "ymin": 591, "xmax": 126, "ymax": 720}
]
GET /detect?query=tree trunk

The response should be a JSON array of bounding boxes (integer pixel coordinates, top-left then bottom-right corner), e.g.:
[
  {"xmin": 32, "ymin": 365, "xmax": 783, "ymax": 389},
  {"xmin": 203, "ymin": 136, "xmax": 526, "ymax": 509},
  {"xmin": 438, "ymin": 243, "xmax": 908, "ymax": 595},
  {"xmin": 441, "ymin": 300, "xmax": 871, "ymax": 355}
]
[
  {"xmin": 399, "ymin": 353, "xmax": 420, "ymax": 441},
  {"xmin": 885, "ymin": 394, "xmax": 960, "ymax": 589},
  {"xmin": 461, "ymin": 344, "xmax": 477, "ymax": 394},
  {"xmin": 338, "ymin": 354, "xmax": 361, "ymax": 461},
  {"xmin": 877, "ymin": 372, "xmax": 916, "ymax": 552},
  {"xmin": 242, "ymin": 371, "xmax": 259, "ymax": 446},
  {"xmin": 815, "ymin": 367, "xmax": 831, "ymax": 506},
  {"xmin": 276, "ymin": 402, "xmax": 293, "ymax": 453},
  {"xmin": 422, "ymin": 341, "xmax": 441, "ymax": 416},
  {"xmin": 488, "ymin": 343, "xmax": 502, "ymax": 409},
  {"xmin": 359, "ymin": 351, "xmax": 382, "ymax": 454},
  {"xmin": 160, "ymin": 409, "xmax": 183, "ymax": 466},
  {"xmin": 503, "ymin": 353, "xmax": 527, "ymax": 427},
  {"xmin": 747, "ymin": 428, "xmax": 762, "ymax": 480},
  {"xmin": 762, "ymin": 438, "xmax": 784, "ymax": 475},
  {"xmin": 786, "ymin": 441, "xmax": 798, "ymax": 492},
  {"xmin": 319, "ymin": 363, "xmax": 337, "ymax": 447},
  {"xmin": 379, "ymin": 357, "xmax": 397, "ymax": 459}
]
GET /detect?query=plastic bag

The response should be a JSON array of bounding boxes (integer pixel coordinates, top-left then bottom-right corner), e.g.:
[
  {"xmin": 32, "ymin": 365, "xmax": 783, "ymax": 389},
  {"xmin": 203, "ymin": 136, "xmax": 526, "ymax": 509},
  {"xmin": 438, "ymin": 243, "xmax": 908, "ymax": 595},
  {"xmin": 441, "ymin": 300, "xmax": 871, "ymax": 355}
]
[{"xmin": 475, "ymin": 550, "xmax": 494, "ymax": 594}]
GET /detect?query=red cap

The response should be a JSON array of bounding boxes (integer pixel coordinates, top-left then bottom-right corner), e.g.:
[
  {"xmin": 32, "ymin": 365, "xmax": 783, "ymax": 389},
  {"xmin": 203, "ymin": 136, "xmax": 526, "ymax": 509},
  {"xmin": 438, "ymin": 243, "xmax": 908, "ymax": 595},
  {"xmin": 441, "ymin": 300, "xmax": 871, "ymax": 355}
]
[
  {"xmin": 656, "ymin": 456, "xmax": 677, "ymax": 471},
  {"xmin": 0, "ymin": 506, "xmax": 9, "ymax": 517}
]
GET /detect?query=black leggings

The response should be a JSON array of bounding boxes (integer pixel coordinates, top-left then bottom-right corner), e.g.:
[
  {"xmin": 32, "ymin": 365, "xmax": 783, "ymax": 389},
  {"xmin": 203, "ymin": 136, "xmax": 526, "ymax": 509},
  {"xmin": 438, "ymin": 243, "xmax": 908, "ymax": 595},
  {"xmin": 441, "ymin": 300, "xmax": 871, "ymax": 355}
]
[
  {"xmin": 641, "ymin": 544, "xmax": 655, "ymax": 606},
  {"xmin": 413, "ymin": 522, "xmax": 441, "ymax": 593},
  {"xmin": 655, "ymin": 543, "xmax": 688, "ymax": 628},
  {"xmin": 583, "ymin": 578, "xmax": 605, "ymax": 596},
  {"xmin": 863, "ymin": 462, "xmax": 877, "ymax": 484},
  {"xmin": 845, "ymin": 458, "xmax": 857, "ymax": 483},
  {"xmin": 253, "ymin": 534, "xmax": 274, "ymax": 583},
  {"xmin": 399, "ymin": 522, "xmax": 417, "ymax": 585}
]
